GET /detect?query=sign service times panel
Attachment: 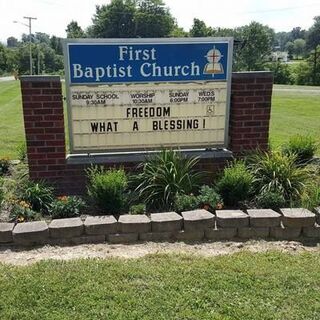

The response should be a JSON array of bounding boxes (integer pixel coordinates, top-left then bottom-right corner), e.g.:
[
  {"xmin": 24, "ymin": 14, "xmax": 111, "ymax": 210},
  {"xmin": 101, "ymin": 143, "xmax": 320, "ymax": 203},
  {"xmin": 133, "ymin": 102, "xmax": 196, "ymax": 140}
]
[{"xmin": 63, "ymin": 38, "xmax": 233, "ymax": 153}]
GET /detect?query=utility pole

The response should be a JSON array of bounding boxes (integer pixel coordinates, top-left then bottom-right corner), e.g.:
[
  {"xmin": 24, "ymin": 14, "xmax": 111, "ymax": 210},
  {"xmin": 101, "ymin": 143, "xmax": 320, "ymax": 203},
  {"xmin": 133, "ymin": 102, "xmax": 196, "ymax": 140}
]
[{"xmin": 23, "ymin": 16, "xmax": 37, "ymax": 75}]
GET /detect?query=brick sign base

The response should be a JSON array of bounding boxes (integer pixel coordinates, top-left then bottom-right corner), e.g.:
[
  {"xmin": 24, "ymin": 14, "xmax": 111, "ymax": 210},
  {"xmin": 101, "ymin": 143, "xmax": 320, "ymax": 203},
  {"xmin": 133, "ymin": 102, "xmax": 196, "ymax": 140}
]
[{"xmin": 20, "ymin": 72, "xmax": 273, "ymax": 195}]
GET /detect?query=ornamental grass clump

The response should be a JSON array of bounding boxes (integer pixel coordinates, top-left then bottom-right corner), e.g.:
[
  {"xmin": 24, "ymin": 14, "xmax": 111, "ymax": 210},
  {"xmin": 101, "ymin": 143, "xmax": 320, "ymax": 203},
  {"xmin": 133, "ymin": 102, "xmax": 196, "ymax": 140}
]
[
  {"xmin": 248, "ymin": 150, "xmax": 311, "ymax": 202},
  {"xmin": 282, "ymin": 135, "xmax": 317, "ymax": 165},
  {"xmin": 20, "ymin": 180, "xmax": 54, "ymax": 214},
  {"xmin": 86, "ymin": 166, "xmax": 128, "ymax": 214},
  {"xmin": 131, "ymin": 149, "xmax": 204, "ymax": 211}
]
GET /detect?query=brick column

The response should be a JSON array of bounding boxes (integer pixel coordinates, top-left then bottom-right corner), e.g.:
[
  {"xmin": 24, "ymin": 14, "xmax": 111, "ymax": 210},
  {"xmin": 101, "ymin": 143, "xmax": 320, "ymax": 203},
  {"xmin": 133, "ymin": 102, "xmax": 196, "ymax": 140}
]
[
  {"xmin": 229, "ymin": 71, "xmax": 273, "ymax": 154},
  {"xmin": 20, "ymin": 76, "xmax": 66, "ymax": 190}
]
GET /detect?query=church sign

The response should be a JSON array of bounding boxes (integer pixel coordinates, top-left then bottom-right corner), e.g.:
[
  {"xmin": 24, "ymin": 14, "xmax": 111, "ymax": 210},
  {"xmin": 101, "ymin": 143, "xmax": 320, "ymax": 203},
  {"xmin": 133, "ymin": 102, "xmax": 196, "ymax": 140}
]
[{"xmin": 63, "ymin": 38, "xmax": 233, "ymax": 154}]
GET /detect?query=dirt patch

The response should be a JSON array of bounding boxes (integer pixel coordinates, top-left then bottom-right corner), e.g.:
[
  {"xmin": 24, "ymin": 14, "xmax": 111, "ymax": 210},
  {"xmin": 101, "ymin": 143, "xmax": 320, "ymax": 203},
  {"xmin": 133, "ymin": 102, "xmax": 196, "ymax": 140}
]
[{"xmin": 1, "ymin": 240, "xmax": 320, "ymax": 266}]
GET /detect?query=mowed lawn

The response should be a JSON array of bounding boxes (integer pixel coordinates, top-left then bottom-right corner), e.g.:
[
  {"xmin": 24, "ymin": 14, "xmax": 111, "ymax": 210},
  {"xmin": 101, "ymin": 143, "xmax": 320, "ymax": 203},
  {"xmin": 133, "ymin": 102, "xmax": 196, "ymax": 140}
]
[
  {"xmin": 270, "ymin": 85, "xmax": 320, "ymax": 153},
  {"xmin": 0, "ymin": 81, "xmax": 319, "ymax": 158},
  {"xmin": 1, "ymin": 252, "xmax": 320, "ymax": 319}
]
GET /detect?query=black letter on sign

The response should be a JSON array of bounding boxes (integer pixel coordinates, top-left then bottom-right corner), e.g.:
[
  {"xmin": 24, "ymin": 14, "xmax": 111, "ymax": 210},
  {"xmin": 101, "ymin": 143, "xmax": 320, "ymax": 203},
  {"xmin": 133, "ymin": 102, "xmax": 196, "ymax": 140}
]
[{"xmin": 133, "ymin": 121, "xmax": 139, "ymax": 131}]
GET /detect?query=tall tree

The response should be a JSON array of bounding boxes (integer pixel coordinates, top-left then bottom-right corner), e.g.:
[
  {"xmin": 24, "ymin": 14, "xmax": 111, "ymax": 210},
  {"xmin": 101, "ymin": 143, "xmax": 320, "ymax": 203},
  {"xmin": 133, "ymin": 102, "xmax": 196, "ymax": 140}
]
[
  {"xmin": 89, "ymin": 0, "xmax": 136, "ymax": 38},
  {"xmin": 7, "ymin": 37, "xmax": 18, "ymax": 48},
  {"xmin": 134, "ymin": 0, "xmax": 175, "ymax": 37},
  {"xmin": 66, "ymin": 21, "xmax": 86, "ymax": 38},
  {"xmin": 189, "ymin": 19, "xmax": 212, "ymax": 37},
  {"xmin": 236, "ymin": 22, "xmax": 274, "ymax": 71},
  {"xmin": 293, "ymin": 38, "xmax": 306, "ymax": 58},
  {"xmin": 290, "ymin": 27, "xmax": 306, "ymax": 41},
  {"xmin": 306, "ymin": 16, "xmax": 320, "ymax": 85}
]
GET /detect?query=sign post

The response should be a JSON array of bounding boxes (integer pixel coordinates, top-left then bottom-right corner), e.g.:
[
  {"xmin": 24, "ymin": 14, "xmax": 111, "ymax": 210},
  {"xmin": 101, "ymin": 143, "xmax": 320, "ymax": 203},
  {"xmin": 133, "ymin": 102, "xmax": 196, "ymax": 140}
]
[{"xmin": 63, "ymin": 38, "xmax": 233, "ymax": 154}]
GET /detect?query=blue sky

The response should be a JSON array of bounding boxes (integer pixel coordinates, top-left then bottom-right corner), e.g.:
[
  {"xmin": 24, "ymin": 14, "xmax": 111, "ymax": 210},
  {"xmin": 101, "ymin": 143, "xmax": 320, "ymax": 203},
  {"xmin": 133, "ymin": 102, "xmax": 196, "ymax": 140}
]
[{"xmin": 1, "ymin": 0, "xmax": 320, "ymax": 42}]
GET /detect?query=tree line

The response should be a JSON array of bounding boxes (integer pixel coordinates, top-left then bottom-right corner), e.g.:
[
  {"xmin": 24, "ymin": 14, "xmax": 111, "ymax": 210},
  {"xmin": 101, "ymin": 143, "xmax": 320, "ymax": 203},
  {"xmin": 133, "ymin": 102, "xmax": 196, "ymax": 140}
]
[{"xmin": 1, "ymin": 0, "xmax": 320, "ymax": 85}]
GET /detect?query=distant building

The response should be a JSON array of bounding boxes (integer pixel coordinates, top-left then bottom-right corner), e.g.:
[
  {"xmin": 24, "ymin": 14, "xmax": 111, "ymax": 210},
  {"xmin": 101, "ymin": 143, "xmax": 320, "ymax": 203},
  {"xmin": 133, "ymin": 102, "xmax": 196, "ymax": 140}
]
[
  {"xmin": 270, "ymin": 51, "xmax": 289, "ymax": 63},
  {"xmin": 7, "ymin": 37, "xmax": 18, "ymax": 48}
]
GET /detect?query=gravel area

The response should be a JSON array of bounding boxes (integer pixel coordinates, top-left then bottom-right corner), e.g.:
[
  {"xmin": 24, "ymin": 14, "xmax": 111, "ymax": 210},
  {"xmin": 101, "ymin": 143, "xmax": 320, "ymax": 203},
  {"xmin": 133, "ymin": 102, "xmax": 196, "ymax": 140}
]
[{"xmin": 1, "ymin": 240, "xmax": 320, "ymax": 266}]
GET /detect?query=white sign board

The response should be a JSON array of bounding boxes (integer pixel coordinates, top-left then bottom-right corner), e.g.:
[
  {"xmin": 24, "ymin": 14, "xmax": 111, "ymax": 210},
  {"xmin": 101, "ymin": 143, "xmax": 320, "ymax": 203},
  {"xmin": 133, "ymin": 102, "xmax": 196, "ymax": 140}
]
[{"xmin": 63, "ymin": 38, "xmax": 233, "ymax": 153}]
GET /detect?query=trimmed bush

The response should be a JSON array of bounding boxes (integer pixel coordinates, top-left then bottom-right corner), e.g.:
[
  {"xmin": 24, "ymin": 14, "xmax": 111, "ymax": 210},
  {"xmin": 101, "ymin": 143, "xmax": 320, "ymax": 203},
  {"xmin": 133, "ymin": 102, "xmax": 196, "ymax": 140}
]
[
  {"xmin": 216, "ymin": 161, "xmax": 254, "ymax": 207},
  {"xmin": 87, "ymin": 167, "xmax": 128, "ymax": 214},
  {"xmin": 255, "ymin": 190, "xmax": 286, "ymax": 210},
  {"xmin": 174, "ymin": 194, "xmax": 200, "ymax": 213},
  {"xmin": 197, "ymin": 185, "xmax": 223, "ymax": 211},
  {"xmin": 131, "ymin": 149, "xmax": 204, "ymax": 211},
  {"xmin": 249, "ymin": 150, "xmax": 310, "ymax": 201},
  {"xmin": 282, "ymin": 135, "xmax": 317, "ymax": 165},
  {"xmin": 49, "ymin": 196, "xmax": 85, "ymax": 219}
]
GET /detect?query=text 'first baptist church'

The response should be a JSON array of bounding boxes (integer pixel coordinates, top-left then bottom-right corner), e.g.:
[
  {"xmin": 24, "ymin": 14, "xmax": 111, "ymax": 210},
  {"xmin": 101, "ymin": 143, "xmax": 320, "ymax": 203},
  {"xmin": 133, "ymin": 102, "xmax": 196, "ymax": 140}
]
[{"xmin": 67, "ymin": 41, "xmax": 230, "ymax": 83}]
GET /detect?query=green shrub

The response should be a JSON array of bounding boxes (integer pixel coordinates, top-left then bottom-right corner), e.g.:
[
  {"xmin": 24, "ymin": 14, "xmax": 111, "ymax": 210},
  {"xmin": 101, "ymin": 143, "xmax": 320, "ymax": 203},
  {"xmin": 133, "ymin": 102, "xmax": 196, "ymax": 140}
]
[
  {"xmin": 174, "ymin": 193, "xmax": 200, "ymax": 213},
  {"xmin": 249, "ymin": 150, "xmax": 310, "ymax": 201},
  {"xmin": 0, "ymin": 177, "xmax": 4, "ymax": 205},
  {"xmin": 20, "ymin": 180, "xmax": 54, "ymax": 213},
  {"xmin": 9, "ymin": 200, "xmax": 40, "ymax": 222},
  {"xmin": 16, "ymin": 141, "xmax": 27, "ymax": 162},
  {"xmin": 132, "ymin": 149, "xmax": 204, "ymax": 211},
  {"xmin": 129, "ymin": 203, "xmax": 146, "ymax": 215},
  {"xmin": 197, "ymin": 185, "xmax": 223, "ymax": 211},
  {"xmin": 87, "ymin": 167, "xmax": 128, "ymax": 214},
  {"xmin": 216, "ymin": 161, "xmax": 254, "ymax": 207},
  {"xmin": 300, "ymin": 183, "xmax": 320, "ymax": 210},
  {"xmin": 255, "ymin": 190, "xmax": 286, "ymax": 210},
  {"xmin": 49, "ymin": 196, "xmax": 85, "ymax": 219},
  {"xmin": 282, "ymin": 135, "xmax": 317, "ymax": 165},
  {"xmin": 0, "ymin": 158, "xmax": 10, "ymax": 176}
]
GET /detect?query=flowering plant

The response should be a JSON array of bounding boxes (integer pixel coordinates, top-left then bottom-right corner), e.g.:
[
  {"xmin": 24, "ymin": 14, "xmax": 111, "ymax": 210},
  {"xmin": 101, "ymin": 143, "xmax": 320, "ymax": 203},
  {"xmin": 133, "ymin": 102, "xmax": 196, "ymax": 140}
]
[{"xmin": 49, "ymin": 196, "xmax": 85, "ymax": 219}]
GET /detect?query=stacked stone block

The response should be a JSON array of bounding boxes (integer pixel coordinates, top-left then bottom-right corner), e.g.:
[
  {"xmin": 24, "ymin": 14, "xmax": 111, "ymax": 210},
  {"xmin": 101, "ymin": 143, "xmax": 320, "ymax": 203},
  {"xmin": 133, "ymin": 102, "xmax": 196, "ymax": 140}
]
[{"xmin": 1, "ymin": 207, "xmax": 319, "ymax": 247}]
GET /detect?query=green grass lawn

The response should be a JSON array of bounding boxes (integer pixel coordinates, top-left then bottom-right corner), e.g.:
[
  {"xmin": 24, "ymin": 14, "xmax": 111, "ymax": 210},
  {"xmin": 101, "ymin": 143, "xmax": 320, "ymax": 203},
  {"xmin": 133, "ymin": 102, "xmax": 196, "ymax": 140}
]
[
  {"xmin": 0, "ymin": 81, "xmax": 24, "ymax": 158},
  {"xmin": 1, "ymin": 252, "xmax": 320, "ymax": 319},
  {"xmin": 0, "ymin": 81, "xmax": 319, "ymax": 158},
  {"xmin": 270, "ymin": 85, "xmax": 320, "ymax": 153}
]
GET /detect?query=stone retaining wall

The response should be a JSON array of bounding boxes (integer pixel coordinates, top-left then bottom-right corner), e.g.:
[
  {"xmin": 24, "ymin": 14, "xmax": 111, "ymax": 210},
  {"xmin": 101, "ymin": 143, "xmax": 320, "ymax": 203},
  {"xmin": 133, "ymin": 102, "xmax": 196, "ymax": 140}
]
[{"xmin": 1, "ymin": 207, "xmax": 319, "ymax": 247}]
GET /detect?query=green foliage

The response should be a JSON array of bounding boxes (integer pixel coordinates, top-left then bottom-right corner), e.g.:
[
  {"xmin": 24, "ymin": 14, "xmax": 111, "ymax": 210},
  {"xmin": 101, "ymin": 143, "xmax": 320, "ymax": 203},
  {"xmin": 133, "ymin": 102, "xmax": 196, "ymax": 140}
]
[
  {"xmin": 235, "ymin": 21, "xmax": 274, "ymax": 71},
  {"xmin": 9, "ymin": 200, "xmax": 40, "ymax": 222},
  {"xmin": 249, "ymin": 150, "xmax": 310, "ymax": 201},
  {"xmin": 282, "ymin": 135, "xmax": 317, "ymax": 165},
  {"xmin": 189, "ymin": 18, "xmax": 213, "ymax": 37},
  {"xmin": 16, "ymin": 141, "xmax": 27, "ymax": 162},
  {"xmin": 216, "ymin": 161, "xmax": 254, "ymax": 207},
  {"xmin": 265, "ymin": 62, "xmax": 292, "ymax": 84},
  {"xmin": 135, "ymin": 0, "xmax": 175, "ymax": 38},
  {"xmin": 300, "ymin": 182, "xmax": 320, "ymax": 210},
  {"xmin": 88, "ymin": 0, "xmax": 174, "ymax": 38},
  {"xmin": 86, "ymin": 167, "xmax": 128, "ymax": 214},
  {"xmin": 197, "ymin": 185, "xmax": 223, "ymax": 211},
  {"xmin": 0, "ymin": 177, "xmax": 4, "ymax": 205},
  {"xmin": 20, "ymin": 180, "xmax": 54, "ymax": 213},
  {"xmin": 174, "ymin": 193, "xmax": 200, "ymax": 213},
  {"xmin": 129, "ymin": 203, "xmax": 146, "ymax": 215},
  {"xmin": 65, "ymin": 21, "xmax": 86, "ymax": 38},
  {"xmin": 0, "ymin": 157, "xmax": 10, "ymax": 176},
  {"xmin": 255, "ymin": 190, "xmax": 286, "ymax": 210},
  {"xmin": 49, "ymin": 196, "xmax": 85, "ymax": 219},
  {"xmin": 132, "ymin": 149, "xmax": 204, "ymax": 210}
]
